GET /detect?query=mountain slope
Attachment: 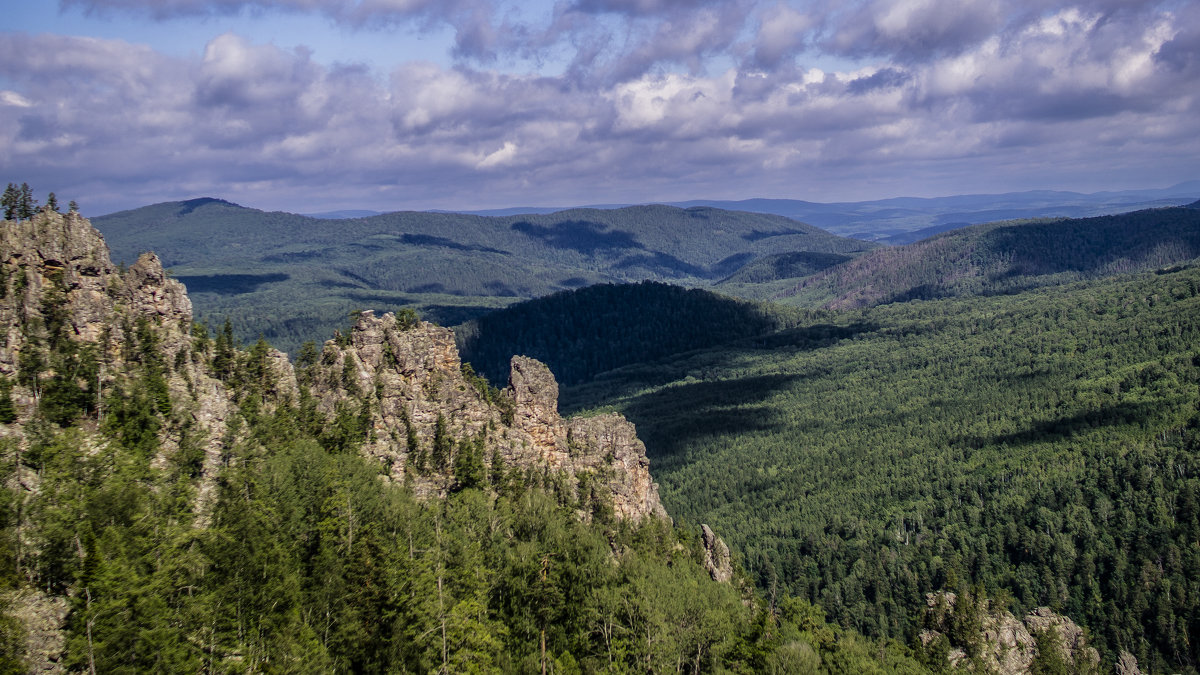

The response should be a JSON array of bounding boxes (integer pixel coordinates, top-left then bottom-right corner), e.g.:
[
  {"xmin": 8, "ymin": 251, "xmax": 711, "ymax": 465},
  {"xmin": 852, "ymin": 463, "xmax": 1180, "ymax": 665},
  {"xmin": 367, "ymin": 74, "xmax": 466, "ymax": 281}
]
[
  {"xmin": 778, "ymin": 206, "xmax": 1200, "ymax": 308},
  {"xmin": 564, "ymin": 265, "xmax": 1200, "ymax": 673},
  {"xmin": 0, "ymin": 207, "xmax": 942, "ymax": 673},
  {"xmin": 92, "ymin": 199, "xmax": 876, "ymax": 353}
]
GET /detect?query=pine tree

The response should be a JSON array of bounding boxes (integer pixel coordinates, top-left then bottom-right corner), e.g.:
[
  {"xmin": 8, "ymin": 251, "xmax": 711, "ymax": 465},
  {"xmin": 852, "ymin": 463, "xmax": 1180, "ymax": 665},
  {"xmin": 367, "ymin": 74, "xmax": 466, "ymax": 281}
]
[
  {"xmin": 0, "ymin": 377, "xmax": 16, "ymax": 424},
  {"xmin": 46, "ymin": 192, "xmax": 58, "ymax": 213},
  {"xmin": 432, "ymin": 414, "xmax": 451, "ymax": 472},
  {"xmin": 0, "ymin": 184, "xmax": 16, "ymax": 221},
  {"xmin": 17, "ymin": 184, "xmax": 35, "ymax": 220}
]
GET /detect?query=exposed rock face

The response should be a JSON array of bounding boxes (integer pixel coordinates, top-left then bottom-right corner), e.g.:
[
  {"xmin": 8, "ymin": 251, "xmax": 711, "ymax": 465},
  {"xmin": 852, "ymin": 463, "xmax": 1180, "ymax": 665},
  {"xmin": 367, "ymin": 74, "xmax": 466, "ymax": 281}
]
[
  {"xmin": 920, "ymin": 592, "xmax": 1101, "ymax": 675},
  {"xmin": 510, "ymin": 356, "xmax": 568, "ymax": 458},
  {"xmin": 1116, "ymin": 650, "xmax": 1142, "ymax": 675},
  {"xmin": 1, "ymin": 212, "xmax": 234, "ymax": 513},
  {"xmin": 4, "ymin": 588, "xmax": 67, "ymax": 674},
  {"xmin": 701, "ymin": 524, "xmax": 733, "ymax": 582},
  {"xmin": 2, "ymin": 211, "xmax": 672, "ymax": 526},
  {"xmin": 306, "ymin": 311, "xmax": 668, "ymax": 521}
]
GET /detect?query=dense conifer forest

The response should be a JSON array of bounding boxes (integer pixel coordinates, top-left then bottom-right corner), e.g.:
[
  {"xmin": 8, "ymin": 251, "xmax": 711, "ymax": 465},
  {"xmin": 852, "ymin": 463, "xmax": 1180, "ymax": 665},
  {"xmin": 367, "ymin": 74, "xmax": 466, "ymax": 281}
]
[
  {"xmin": 456, "ymin": 282, "xmax": 808, "ymax": 386},
  {"xmin": 557, "ymin": 264, "xmax": 1200, "ymax": 673},
  {"xmin": 0, "ymin": 205, "xmax": 928, "ymax": 673},
  {"xmin": 6, "ymin": 193, "xmax": 1200, "ymax": 672}
]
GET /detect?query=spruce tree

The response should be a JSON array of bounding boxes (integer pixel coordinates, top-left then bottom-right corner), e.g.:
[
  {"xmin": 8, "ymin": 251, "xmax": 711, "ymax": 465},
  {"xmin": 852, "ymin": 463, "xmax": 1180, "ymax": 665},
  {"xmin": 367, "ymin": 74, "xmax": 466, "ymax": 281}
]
[
  {"xmin": 17, "ymin": 183, "xmax": 34, "ymax": 220},
  {"xmin": 1, "ymin": 184, "xmax": 16, "ymax": 220}
]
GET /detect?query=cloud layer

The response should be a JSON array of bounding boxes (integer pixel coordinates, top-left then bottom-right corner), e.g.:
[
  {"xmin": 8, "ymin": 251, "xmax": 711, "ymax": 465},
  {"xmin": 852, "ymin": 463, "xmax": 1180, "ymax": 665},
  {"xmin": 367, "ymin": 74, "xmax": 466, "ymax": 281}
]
[{"xmin": 1, "ymin": 0, "xmax": 1197, "ymax": 213}]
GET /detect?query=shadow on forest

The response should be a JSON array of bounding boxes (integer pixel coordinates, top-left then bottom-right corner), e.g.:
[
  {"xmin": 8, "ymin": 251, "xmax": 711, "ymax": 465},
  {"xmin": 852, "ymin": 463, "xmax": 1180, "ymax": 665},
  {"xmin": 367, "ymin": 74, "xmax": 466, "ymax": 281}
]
[
  {"xmin": 618, "ymin": 373, "xmax": 800, "ymax": 461},
  {"xmin": 175, "ymin": 273, "xmax": 289, "ymax": 295},
  {"xmin": 511, "ymin": 220, "xmax": 644, "ymax": 254},
  {"xmin": 959, "ymin": 399, "xmax": 1167, "ymax": 449}
]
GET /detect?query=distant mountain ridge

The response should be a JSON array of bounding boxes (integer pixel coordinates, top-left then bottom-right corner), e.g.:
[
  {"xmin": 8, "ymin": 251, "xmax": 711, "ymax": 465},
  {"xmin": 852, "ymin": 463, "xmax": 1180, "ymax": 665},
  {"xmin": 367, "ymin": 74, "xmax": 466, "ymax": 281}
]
[
  {"xmin": 228, "ymin": 180, "xmax": 1197, "ymax": 243},
  {"xmin": 92, "ymin": 198, "xmax": 874, "ymax": 353},
  {"xmin": 780, "ymin": 206, "xmax": 1200, "ymax": 308},
  {"xmin": 326, "ymin": 181, "xmax": 1199, "ymax": 242}
]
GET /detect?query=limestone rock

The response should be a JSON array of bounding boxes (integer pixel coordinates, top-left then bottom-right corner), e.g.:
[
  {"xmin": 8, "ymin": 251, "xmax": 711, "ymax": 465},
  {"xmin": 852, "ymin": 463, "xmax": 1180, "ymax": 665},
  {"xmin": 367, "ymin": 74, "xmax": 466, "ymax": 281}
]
[
  {"xmin": 1024, "ymin": 606, "xmax": 1100, "ymax": 671},
  {"xmin": 564, "ymin": 412, "xmax": 667, "ymax": 520},
  {"xmin": 701, "ymin": 524, "xmax": 733, "ymax": 582},
  {"xmin": 0, "ymin": 211, "xmax": 229, "ymax": 519},
  {"xmin": 125, "ymin": 251, "xmax": 191, "ymax": 326},
  {"xmin": 2, "ymin": 211, "xmax": 671, "ymax": 532}
]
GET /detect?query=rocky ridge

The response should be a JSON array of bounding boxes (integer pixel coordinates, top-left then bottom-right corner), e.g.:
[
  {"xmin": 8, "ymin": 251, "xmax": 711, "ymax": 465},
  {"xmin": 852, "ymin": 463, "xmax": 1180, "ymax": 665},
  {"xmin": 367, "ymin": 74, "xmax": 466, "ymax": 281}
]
[
  {"xmin": 1, "ymin": 214, "xmax": 222, "ymax": 508},
  {"xmin": 305, "ymin": 310, "xmax": 667, "ymax": 521},
  {"xmin": 0, "ymin": 209, "xmax": 677, "ymax": 670},
  {"xmin": 1, "ymin": 210, "xmax": 669, "ymax": 521}
]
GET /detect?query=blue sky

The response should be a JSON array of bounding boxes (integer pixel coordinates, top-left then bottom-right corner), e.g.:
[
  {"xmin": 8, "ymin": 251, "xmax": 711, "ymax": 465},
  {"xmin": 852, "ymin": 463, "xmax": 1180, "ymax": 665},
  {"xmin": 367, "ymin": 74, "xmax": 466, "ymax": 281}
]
[{"xmin": 1, "ymin": 0, "xmax": 1198, "ymax": 215}]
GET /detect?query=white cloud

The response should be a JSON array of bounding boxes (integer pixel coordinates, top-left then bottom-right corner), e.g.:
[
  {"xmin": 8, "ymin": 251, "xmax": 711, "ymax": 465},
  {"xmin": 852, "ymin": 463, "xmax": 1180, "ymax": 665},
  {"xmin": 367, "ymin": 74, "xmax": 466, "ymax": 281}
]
[
  {"xmin": 0, "ymin": 1, "xmax": 1195, "ymax": 212},
  {"xmin": 0, "ymin": 91, "xmax": 33, "ymax": 107},
  {"xmin": 476, "ymin": 140, "xmax": 518, "ymax": 168}
]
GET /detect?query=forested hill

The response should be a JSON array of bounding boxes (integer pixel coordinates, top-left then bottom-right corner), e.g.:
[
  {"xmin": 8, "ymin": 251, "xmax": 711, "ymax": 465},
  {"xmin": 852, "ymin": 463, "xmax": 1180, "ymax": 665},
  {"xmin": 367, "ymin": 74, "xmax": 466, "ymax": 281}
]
[
  {"xmin": 95, "ymin": 198, "xmax": 872, "ymax": 273},
  {"xmin": 565, "ymin": 264, "xmax": 1200, "ymax": 673},
  {"xmin": 92, "ymin": 198, "xmax": 875, "ymax": 353},
  {"xmin": 778, "ymin": 205, "xmax": 1200, "ymax": 308},
  {"xmin": 456, "ymin": 282, "xmax": 815, "ymax": 386},
  {"xmin": 0, "ymin": 208, "xmax": 938, "ymax": 672}
]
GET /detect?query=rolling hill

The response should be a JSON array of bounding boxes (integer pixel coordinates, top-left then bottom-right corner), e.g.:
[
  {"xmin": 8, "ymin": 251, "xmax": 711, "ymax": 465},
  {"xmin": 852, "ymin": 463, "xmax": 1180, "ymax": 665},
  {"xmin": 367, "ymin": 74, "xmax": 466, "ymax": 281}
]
[
  {"xmin": 455, "ymin": 281, "xmax": 815, "ymax": 386},
  {"xmin": 666, "ymin": 180, "xmax": 1200, "ymax": 241},
  {"xmin": 774, "ymin": 206, "xmax": 1200, "ymax": 308},
  {"xmin": 92, "ymin": 199, "xmax": 876, "ymax": 353}
]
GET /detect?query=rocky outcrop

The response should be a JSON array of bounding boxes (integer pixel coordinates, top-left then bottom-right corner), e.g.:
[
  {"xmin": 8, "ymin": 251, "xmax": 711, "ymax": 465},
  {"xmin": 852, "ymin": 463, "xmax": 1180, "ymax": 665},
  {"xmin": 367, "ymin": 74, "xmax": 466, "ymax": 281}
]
[
  {"xmin": 2, "ymin": 211, "xmax": 672, "ymax": 527},
  {"xmin": 0, "ymin": 209, "xmax": 686, "ymax": 673},
  {"xmin": 701, "ymin": 524, "xmax": 733, "ymax": 582},
  {"xmin": 0, "ymin": 211, "xmax": 232, "ymax": 513},
  {"xmin": 1116, "ymin": 650, "xmax": 1142, "ymax": 675},
  {"xmin": 306, "ymin": 311, "xmax": 669, "ymax": 521},
  {"xmin": 920, "ymin": 592, "xmax": 1101, "ymax": 674},
  {"xmin": 4, "ymin": 588, "xmax": 67, "ymax": 673}
]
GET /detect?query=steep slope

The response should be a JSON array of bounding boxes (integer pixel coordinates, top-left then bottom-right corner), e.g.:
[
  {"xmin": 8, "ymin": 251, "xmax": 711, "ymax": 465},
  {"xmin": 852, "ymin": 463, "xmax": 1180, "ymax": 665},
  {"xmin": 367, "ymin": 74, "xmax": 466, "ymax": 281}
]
[
  {"xmin": 779, "ymin": 206, "xmax": 1200, "ymax": 308},
  {"xmin": 302, "ymin": 310, "xmax": 666, "ymax": 521},
  {"xmin": 91, "ymin": 199, "xmax": 876, "ymax": 353},
  {"xmin": 566, "ymin": 265, "xmax": 1200, "ymax": 673},
  {"xmin": 0, "ymin": 210, "xmax": 669, "ymax": 526}
]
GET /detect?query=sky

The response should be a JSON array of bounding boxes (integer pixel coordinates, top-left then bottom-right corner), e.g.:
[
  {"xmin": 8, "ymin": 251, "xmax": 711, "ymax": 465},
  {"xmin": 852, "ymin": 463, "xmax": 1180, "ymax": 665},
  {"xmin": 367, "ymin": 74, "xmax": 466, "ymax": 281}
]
[{"xmin": 0, "ymin": 0, "xmax": 1198, "ymax": 215}]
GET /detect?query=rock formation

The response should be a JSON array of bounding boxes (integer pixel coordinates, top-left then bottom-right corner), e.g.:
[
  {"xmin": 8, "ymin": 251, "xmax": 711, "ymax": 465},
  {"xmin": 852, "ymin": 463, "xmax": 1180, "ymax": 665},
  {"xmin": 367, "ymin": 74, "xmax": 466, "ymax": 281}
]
[
  {"xmin": 2, "ymin": 209, "xmax": 669, "ymax": 524},
  {"xmin": 304, "ymin": 311, "xmax": 668, "ymax": 521},
  {"xmin": 701, "ymin": 524, "xmax": 733, "ymax": 582},
  {"xmin": 0, "ymin": 209, "xmax": 694, "ymax": 669},
  {"xmin": 920, "ymin": 591, "xmax": 1101, "ymax": 674}
]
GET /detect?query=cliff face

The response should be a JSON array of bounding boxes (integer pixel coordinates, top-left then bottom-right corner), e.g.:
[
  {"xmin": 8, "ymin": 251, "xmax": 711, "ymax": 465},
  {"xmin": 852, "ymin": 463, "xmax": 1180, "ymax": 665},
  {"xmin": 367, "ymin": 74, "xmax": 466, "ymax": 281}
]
[
  {"xmin": 0, "ymin": 211, "xmax": 245, "ymax": 516},
  {"xmin": 305, "ymin": 310, "xmax": 667, "ymax": 521},
  {"xmin": 1, "ymin": 209, "xmax": 667, "ymax": 524}
]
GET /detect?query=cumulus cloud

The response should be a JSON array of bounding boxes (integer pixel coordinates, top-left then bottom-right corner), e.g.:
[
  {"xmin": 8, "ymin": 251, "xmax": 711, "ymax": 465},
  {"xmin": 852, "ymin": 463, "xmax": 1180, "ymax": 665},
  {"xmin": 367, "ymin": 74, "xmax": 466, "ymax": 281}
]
[{"xmin": 1, "ymin": 0, "xmax": 1196, "ymax": 212}]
